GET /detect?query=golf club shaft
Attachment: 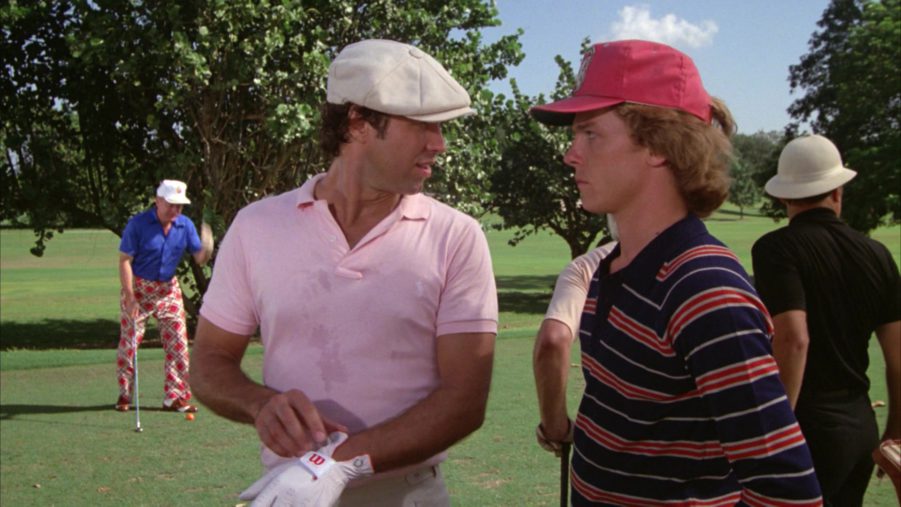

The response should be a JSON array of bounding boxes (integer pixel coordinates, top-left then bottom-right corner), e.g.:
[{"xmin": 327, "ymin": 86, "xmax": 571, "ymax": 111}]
[
  {"xmin": 134, "ymin": 334, "xmax": 141, "ymax": 432},
  {"xmin": 561, "ymin": 442, "xmax": 571, "ymax": 507}
]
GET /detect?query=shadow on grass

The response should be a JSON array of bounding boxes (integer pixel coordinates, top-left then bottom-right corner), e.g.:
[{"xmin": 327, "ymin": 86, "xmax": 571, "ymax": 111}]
[
  {"xmin": 0, "ymin": 319, "xmax": 167, "ymax": 350},
  {"xmin": 496, "ymin": 274, "xmax": 557, "ymax": 291},
  {"xmin": 496, "ymin": 275, "xmax": 555, "ymax": 315},
  {"xmin": 0, "ymin": 404, "xmax": 112, "ymax": 419},
  {"xmin": 498, "ymin": 291, "xmax": 552, "ymax": 315},
  {"xmin": 0, "ymin": 404, "xmax": 182, "ymax": 419},
  {"xmin": 708, "ymin": 209, "xmax": 769, "ymax": 221},
  {"xmin": 1, "ymin": 276, "xmax": 557, "ymax": 350}
]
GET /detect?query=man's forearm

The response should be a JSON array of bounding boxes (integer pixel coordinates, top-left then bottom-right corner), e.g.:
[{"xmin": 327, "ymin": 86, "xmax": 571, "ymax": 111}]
[
  {"xmin": 191, "ymin": 318, "xmax": 275, "ymax": 424},
  {"xmin": 193, "ymin": 249, "xmax": 211, "ymax": 267},
  {"xmin": 191, "ymin": 349, "xmax": 276, "ymax": 424},
  {"xmin": 332, "ymin": 381, "xmax": 488, "ymax": 471},
  {"xmin": 118, "ymin": 255, "xmax": 135, "ymax": 297},
  {"xmin": 772, "ymin": 342, "xmax": 806, "ymax": 408},
  {"xmin": 877, "ymin": 320, "xmax": 901, "ymax": 439},
  {"xmin": 533, "ymin": 319, "xmax": 573, "ymax": 436},
  {"xmin": 332, "ymin": 333, "xmax": 494, "ymax": 473},
  {"xmin": 771, "ymin": 311, "xmax": 809, "ymax": 408}
]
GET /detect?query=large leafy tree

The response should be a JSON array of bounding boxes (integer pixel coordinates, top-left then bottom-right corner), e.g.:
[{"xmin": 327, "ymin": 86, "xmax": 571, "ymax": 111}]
[
  {"xmin": 729, "ymin": 131, "xmax": 780, "ymax": 218},
  {"xmin": 728, "ymin": 158, "xmax": 759, "ymax": 219},
  {"xmin": 490, "ymin": 49, "xmax": 608, "ymax": 259},
  {"xmin": 1, "ymin": 0, "xmax": 523, "ymax": 317},
  {"xmin": 777, "ymin": 0, "xmax": 900, "ymax": 232}
]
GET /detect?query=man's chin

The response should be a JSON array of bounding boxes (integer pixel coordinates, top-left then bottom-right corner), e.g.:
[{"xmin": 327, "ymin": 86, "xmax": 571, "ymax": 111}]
[
  {"xmin": 580, "ymin": 202, "xmax": 607, "ymax": 215},
  {"xmin": 405, "ymin": 180, "xmax": 427, "ymax": 195}
]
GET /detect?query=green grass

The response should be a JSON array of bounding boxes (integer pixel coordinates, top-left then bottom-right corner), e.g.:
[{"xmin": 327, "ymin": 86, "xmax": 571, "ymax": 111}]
[{"xmin": 1, "ymin": 212, "xmax": 899, "ymax": 506}]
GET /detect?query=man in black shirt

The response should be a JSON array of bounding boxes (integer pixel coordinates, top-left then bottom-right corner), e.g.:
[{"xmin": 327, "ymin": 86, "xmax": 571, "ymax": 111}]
[{"xmin": 752, "ymin": 134, "xmax": 900, "ymax": 507}]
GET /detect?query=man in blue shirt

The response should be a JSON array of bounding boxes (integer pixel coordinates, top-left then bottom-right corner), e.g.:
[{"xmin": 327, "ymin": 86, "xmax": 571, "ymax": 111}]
[{"xmin": 116, "ymin": 179, "xmax": 213, "ymax": 413}]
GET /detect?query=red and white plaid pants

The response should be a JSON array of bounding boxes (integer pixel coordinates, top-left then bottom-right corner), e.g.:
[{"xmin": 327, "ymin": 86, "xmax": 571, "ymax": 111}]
[{"xmin": 117, "ymin": 276, "xmax": 192, "ymax": 403}]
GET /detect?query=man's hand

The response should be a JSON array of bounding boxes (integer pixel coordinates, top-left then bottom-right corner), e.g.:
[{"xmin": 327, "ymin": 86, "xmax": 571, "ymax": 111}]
[
  {"xmin": 124, "ymin": 294, "xmax": 139, "ymax": 319},
  {"xmin": 254, "ymin": 389, "xmax": 346, "ymax": 458},
  {"xmin": 536, "ymin": 418, "xmax": 574, "ymax": 457},
  {"xmin": 873, "ymin": 439, "xmax": 901, "ymax": 477},
  {"xmin": 192, "ymin": 222, "xmax": 214, "ymax": 266},
  {"xmin": 239, "ymin": 432, "xmax": 374, "ymax": 507}
]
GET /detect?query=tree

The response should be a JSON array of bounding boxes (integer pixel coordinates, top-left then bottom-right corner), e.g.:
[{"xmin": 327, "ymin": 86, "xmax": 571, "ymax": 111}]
[
  {"xmin": 779, "ymin": 0, "xmax": 900, "ymax": 232},
  {"xmin": 729, "ymin": 131, "xmax": 779, "ymax": 218},
  {"xmin": 1, "ymin": 0, "xmax": 523, "ymax": 319},
  {"xmin": 489, "ymin": 48, "xmax": 608, "ymax": 260},
  {"xmin": 728, "ymin": 158, "xmax": 758, "ymax": 219}
]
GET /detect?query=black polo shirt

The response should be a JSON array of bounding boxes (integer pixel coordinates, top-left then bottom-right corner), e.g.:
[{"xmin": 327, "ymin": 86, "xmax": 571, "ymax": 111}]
[{"xmin": 752, "ymin": 207, "xmax": 900, "ymax": 396}]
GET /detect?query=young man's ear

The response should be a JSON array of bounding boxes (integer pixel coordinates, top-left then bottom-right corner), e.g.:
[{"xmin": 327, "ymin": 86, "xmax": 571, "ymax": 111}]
[{"xmin": 646, "ymin": 152, "xmax": 667, "ymax": 168}]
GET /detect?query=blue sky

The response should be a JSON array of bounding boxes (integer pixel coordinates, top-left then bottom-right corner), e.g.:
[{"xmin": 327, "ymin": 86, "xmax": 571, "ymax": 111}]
[{"xmin": 482, "ymin": 1, "xmax": 830, "ymax": 134}]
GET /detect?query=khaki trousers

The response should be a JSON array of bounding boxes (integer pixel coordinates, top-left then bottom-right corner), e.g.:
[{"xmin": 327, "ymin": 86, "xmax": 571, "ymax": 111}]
[{"xmin": 339, "ymin": 465, "xmax": 449, "ymax": 507}]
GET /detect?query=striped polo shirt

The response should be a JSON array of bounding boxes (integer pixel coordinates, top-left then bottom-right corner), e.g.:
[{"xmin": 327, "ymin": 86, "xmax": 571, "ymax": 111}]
[{"xmin": 573, "ymin": 215, "xmax": 822, "ymax": 506}]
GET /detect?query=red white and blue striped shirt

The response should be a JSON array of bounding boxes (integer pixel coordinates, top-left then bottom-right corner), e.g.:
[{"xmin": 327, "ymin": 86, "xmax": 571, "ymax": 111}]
[{"xmin": 573, "ymin": 215, "xmax": 822, "ymax": 506}]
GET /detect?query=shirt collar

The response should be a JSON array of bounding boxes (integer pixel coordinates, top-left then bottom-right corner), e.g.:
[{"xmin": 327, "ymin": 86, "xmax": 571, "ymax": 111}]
[
  {"xmin": 295, "ymin": 173, "xmax": 431, "ymax": 221},
  {"xmin": 605, "ymin": 215, "xmax": 708, "ymax": 280},
  {"xmin": 790, "ymin": 207, "xmax": 839, "ymax": 225},
  {"xmin": 295, "ymin": 174, "xmax": 322, "ymax": 208},
  {"xmin": 144, "ymin": 206, "xmax": 185, "ymax": 228}
]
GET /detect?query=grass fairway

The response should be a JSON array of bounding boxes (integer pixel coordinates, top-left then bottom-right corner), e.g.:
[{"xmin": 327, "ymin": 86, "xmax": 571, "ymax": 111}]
[{"xmin": 1, "ymin": 210, "xmax": 898, "ymax": 505}]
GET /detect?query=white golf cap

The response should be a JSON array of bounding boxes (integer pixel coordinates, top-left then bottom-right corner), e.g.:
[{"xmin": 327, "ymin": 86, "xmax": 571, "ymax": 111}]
[
  {"xmin": 765, "ymin": 134, "xmax": 857, "ymax": 199},
  {"xmin": 156, "ymin": 179, "xmax": 191, "ymax": 205},
  {"xmin": 326, "ymin": 39, "xmax": 474, "ymax": 123}
]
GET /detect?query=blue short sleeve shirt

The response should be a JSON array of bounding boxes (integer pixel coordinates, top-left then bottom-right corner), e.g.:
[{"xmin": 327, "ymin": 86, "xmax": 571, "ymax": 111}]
[{"xmin": 119, "ymin": 208, "xmax": 202, "ymax": 281}]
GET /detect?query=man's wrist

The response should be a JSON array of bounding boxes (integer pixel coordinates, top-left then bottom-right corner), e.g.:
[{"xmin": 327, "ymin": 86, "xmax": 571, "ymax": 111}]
[
  {"xmin": 540, "ymin": 417, "xmax": 572, "ymax": 441},
  {"xmin": 346, "ymin": 454, "xmax": 374, "ymax": 477},
  {"xmin": 296, "ymin": 449, "xmax": 374, "ymax": 480},
  {"xmin": 328, "ymin": 434, "xmax": 375, "ymax": 475},
  {"xmin": 249, "ymin": 392, "xmax": 275, "ymax": 423}
]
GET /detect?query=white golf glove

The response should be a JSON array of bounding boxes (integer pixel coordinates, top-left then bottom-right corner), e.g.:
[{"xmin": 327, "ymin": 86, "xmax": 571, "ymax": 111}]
[{"xmin": 239, "ymin": 432, "xmax": 374, "ymax": 507}]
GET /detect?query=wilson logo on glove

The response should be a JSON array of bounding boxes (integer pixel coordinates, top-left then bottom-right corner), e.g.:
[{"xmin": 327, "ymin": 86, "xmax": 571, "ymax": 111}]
[
  {"xmin": 239, "ymin": 432, "xmax": 374, "ymax": 506},
  {"xmin": 299, "ymin": 450, "xmax": 336, "ymax": 479}
]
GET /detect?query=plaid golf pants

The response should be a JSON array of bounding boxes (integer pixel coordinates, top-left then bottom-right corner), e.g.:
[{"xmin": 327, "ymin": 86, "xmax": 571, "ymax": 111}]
[{"xmin": 117, "ymin": 276, "xmax": 192, "ymax": 404}]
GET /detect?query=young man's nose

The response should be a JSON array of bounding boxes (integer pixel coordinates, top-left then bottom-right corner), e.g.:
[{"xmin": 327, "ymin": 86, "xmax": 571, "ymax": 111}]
[{"xmin": 563, "ymin": 143, "xmax": 581, "ymax": 167}]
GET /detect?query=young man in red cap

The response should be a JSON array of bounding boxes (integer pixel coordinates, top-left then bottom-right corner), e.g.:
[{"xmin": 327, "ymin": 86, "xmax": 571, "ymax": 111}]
[
  {"xmin": 531, "ymin": 40, "xmax": 823, "ymax": 505},
  {"xmin": 753, "ymin": 134, "xmax": 900, "ymax": 506},
  {"xmin": 191, "ymin": 39, "xmax": 497, "ymax": 506}
]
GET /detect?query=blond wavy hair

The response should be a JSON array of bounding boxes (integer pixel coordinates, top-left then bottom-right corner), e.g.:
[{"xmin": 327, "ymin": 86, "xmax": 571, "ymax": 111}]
[{"xmin": 615, "ymin": 98, "xmax": 735, "ymax": 217}]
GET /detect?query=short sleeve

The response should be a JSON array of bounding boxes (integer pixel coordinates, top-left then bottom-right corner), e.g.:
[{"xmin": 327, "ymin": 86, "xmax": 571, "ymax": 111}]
[
  {"xmin": 199, "ymin": 213, "xmax": 260, "ymax": 336},
  {"xmin": 119, "ymin": 217, "xmax": 139, "ymax": 256},
  {"xmin": 544, "ymin": 243, "xmax": 615, "ymax": 340},
  {"xmin": 434, "ymin": 219, "xmax": 498, "ymax": 337},
  {"xmin": 184, "ymin": 217, "xmax": 203, "ymax": 254},
  {"xmin": 752, "ymin": 235, "xmax": 806, "ymax": 316}
]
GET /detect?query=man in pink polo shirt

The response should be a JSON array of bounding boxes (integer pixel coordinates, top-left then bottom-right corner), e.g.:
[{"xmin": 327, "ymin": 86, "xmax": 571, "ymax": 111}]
[{"xmin": 191, "ymin": 39, "xmax": 498, "ymax": 506}]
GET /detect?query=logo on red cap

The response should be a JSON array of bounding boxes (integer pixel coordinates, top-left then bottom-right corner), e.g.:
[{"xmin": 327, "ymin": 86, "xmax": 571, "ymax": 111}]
[{"xmin": 575, "ymin": 46, "xmax": 595, "ymax": 92}]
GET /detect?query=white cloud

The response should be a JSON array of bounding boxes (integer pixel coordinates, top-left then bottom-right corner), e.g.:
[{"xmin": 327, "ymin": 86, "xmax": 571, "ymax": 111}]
[{"xmin": 610, "ymin": 5, "xmax": 718, "ymax": 48}]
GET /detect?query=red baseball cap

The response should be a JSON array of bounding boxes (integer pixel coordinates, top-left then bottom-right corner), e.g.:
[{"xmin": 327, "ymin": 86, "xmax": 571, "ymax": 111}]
[{"xmin": 530, "ymin": 40, "xmax": 712, "ymax": 126}]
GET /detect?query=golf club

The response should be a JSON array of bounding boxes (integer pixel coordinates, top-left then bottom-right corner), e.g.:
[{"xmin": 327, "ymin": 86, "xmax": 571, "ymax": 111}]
[
  {"xmin": 560, "ymin": 442, "xmax": 570, "ymax": 507},
  {"xmin": 133, "ymin": 333, "xmax": 142, "ymax": 433}
]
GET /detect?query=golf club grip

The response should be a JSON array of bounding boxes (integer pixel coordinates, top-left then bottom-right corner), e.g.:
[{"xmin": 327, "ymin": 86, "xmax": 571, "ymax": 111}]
[{"xmin": 561, "ymin": 442, "xmax": 571, "ymax": 507}]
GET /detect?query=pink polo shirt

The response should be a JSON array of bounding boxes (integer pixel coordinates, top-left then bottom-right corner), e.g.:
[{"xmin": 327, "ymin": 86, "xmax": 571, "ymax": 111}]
[{"xmin": 200, "ymin": 174, "xmax": 498, "ymax": 471}]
